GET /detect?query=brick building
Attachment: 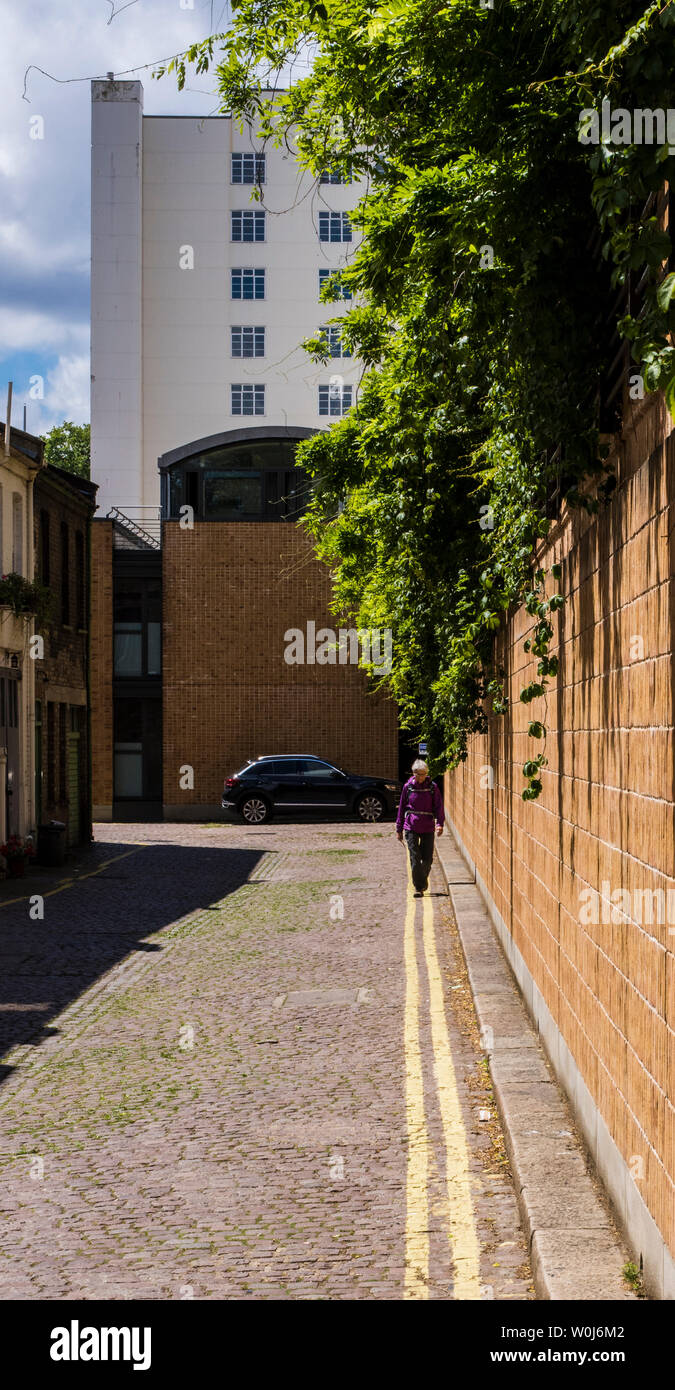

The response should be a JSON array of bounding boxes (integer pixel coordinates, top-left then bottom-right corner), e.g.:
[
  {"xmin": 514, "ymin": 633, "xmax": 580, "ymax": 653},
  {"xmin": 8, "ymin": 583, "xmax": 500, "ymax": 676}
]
[
  {"xmin": 91, "ymin": 427, "xmax": 397, "ymax": 820},
  {"xmin": 0, "ymin": 422, "xmax": 41, "ymax": 842},
  {"xmin": 89, "ymin": 81, "xmax": 398, "ymax": 818},
  {"xmin": 34, "ymin": 464, "xmax": 98, "ymax": 845}
]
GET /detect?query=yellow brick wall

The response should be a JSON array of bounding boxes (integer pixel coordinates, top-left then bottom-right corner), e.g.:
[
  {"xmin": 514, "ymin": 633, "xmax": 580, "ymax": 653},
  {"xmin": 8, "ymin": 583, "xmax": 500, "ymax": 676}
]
[
  {"xmin": 444, "ymin": 392, "xmax": 675, "ymax": 1257},
  {"xmin": 162, "ymin": 521, "xmax": 398, "ymax": 806}
]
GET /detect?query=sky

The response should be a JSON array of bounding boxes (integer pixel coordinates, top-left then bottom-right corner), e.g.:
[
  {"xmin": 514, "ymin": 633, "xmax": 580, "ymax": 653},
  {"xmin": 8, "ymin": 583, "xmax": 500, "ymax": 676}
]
[{"xmin": 0, "ymin": 0, "xmax": 234, "ymax": 438}]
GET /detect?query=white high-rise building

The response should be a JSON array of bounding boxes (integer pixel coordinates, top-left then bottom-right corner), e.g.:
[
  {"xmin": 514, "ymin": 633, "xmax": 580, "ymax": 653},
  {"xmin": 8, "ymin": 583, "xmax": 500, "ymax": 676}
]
[{"xmin": 90, "ymin": 78, "xmax": 364, "ymax": 528}]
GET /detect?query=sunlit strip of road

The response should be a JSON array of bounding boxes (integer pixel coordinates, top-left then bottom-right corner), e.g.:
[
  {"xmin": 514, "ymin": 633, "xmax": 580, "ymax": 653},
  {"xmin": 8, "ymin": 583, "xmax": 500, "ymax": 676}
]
[
  {"xmin": 403, "ymin": 872, "xmax": 429, "ymax": 1299},
  {"xmin": 422, "ymin": 892, "xmax": 481, "ymax": 1298}
]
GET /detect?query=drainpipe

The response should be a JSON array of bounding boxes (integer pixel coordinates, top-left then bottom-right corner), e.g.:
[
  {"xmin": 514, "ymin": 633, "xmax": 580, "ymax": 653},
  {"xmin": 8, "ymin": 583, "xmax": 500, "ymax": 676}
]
[{"xmin": 4, "ymin": 381, "xmax": 11, "ymax": 455}]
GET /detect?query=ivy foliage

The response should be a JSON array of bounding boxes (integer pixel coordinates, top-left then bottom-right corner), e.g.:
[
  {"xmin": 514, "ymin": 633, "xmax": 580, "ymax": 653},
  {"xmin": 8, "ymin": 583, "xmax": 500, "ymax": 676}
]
[{"xmin": 160, "ymin": 1, "xmax": 675, "ymax": 789}]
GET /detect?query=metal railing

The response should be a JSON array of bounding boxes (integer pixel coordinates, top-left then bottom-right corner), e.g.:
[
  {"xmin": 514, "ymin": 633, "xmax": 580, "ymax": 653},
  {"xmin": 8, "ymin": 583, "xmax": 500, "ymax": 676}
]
[{"xmin": 107, "ymin": 507, "xmax": 161, "ymax": 549}]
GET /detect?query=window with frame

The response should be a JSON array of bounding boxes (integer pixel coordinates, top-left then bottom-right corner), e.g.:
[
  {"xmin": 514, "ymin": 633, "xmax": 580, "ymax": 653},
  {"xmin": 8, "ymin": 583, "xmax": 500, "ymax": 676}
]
[
  {"xmin": 60, "ymin": 521, "xmax": 70, "ymax": 624},
  {"xmin": 231, "ymin": 326, "xmax": 265, "ymax": 358},
  {"xmin": 231, "ymin": 384, "xmax": 265, "ymax": 416},
  {"xmin": 318, "ymin": 383, "xmax": 353, "ymax": 417},
  {"xmin": 232, "ymin": 152, "xmax": 266, "ymax": 184},
  {"xmin": 320, "ymin": 169, "xmax": 351, "ymax": 185},
  {"xmin": 114, "ymin": 580, "xmax": 161, "ymax": 678},
  {"xmin": 231, "ymin": 267, "xmax": 265, "ymax": 299},
  {"xmin": 113, "ymin": 699, "xmax": 143, "ymax": 799},
  {"xmin": 231, "ymin": 210, "xmax": 266, "ymax": 242},
  {"xmin": 75, "ymin": 531, "xmax": 86, "ymax": 630},
  {"xmin": 297, "ymin": 758, "xmax": 340, "ymax": 777},
  {"xmin": 318, "ymin": 211, "xmax": 352, "ymax": 243},
  {"xmin": 47, "ymin": 702, "xmax": 56, "ymax": 802},
  {"xmin": 203, "ymin": 470, "xmax": 263, "ymax": 518},
  {"xmin": 319, "ymin": 325, "xmax": 351, "ymax": 359},
  {"xmin": 59, "ymin": 701, "xmax": 67, "ymax": 803},
  {"xmin": 164, "ymin": 441, "xmax": 306, "ymax": 522},
  {"xmin": 319, "ymin": 268, "xmax": 352, "ymax": 301},
  {"xmin": 12, "ymin": 494, "xmax": 23, "ymax": 574},
  {"xmin": 1, "ymin": 677, "xmax": 19, "ymax": 730},
  {"xmin": 40, "ymin": 509, "xmax": 50, "ymax": 584}
]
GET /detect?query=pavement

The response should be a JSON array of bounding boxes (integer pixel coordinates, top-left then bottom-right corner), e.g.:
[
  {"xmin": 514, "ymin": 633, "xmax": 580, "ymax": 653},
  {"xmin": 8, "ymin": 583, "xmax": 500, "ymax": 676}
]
[
  {"xmin": 0, "ymin": 818, "xmax": 533, "ymax": 1301},
  {"xmin": 434, "ymin": 831, "xmax": 637, "ymax": 1301}
]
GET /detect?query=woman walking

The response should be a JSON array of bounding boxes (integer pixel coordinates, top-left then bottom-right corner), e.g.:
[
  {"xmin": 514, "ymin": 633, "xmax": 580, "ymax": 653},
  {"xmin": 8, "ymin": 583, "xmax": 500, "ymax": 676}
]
[{"xmin": 396, "ymin": 759, "xmax": 445, "ymax": 896}]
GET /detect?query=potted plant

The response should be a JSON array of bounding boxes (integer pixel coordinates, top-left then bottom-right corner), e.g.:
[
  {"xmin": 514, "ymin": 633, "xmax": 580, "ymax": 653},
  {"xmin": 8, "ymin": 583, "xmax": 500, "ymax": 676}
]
[
  {"xmin": 0, "ymin": 573, "xmax": 54, "ymax": 625},
  {"xmin": 1, "ymin": 834, "xmax": 35, "ymax": 878}
]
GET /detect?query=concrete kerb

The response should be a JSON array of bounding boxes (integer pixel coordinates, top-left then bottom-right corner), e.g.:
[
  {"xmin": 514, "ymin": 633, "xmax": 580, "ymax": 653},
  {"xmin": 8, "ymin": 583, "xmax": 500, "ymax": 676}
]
[{"xmin": 434, "ymin": 830, "xmax": 636, "ymax": 1302}]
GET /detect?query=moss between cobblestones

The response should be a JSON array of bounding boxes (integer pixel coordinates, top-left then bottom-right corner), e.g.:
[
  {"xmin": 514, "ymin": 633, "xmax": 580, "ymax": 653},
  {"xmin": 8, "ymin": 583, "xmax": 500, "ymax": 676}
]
[{"xmin": 301, "ymin": 849, "xmax": 361, "ymax": 859}]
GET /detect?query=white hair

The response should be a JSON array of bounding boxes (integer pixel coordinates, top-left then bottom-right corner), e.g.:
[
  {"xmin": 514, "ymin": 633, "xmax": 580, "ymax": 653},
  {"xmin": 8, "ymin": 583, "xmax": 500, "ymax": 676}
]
[{"xmin": 412, "ymin": 759, "xmax": 429, "ymax": 773}]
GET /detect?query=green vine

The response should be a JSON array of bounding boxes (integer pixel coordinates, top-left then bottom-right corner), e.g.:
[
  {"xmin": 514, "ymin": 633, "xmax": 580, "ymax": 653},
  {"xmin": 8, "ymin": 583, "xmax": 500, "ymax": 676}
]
[{"xmin": 162, "ymin": 2, "xmax": 675, "ymax": 797}]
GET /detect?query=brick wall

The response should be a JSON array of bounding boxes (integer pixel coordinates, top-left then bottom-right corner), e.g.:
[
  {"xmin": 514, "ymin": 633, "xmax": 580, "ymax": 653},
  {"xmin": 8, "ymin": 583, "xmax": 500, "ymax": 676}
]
[
  {"xmin": 444, "ymin": 392, "xmax": 675, "ymax": 1268},
  {"xmin": 34, "ymin": 469, "xmax": 95, "ymax": 840},
  {"xmin": 90, "ymin": 520, "xmax": 114, "ymax": 815},
  {"xmin": 162, "ymin": 521, "xmax": 398, "ymax": 808}
]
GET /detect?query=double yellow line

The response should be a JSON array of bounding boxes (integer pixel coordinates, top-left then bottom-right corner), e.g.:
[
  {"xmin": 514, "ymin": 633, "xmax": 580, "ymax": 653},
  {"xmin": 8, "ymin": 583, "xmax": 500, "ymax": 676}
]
[
  {"xmin": 0, "ymin": 846, "xmax": 147, "ymax": 908},
  {"xmin": 403, "ymin": 869, "xmax": 481, "ymax": 1299}
]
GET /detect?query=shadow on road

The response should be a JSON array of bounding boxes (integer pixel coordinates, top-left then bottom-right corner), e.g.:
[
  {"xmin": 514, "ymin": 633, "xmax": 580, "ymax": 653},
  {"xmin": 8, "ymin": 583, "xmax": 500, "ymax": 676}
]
[{"xmin": 0, "ymin": 836, "xmax": 264, "ymax": 1081}]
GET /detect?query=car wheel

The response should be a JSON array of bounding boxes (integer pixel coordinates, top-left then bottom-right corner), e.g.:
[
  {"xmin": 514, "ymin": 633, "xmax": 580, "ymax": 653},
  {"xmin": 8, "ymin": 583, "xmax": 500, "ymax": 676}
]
[
  {"xmin": 355, "ymin": 792, "xmax": 385, "ymax": 823},
  {"xmin": 239, "ymin": 795, "xmax": 271, "ymax": 825}
]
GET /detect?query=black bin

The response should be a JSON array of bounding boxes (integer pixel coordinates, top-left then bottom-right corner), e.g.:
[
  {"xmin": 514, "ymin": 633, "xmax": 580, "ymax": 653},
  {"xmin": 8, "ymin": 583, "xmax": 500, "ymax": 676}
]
[{"xmin": 37, "ymin": 821, "xmax": 66, "ymax": 867}]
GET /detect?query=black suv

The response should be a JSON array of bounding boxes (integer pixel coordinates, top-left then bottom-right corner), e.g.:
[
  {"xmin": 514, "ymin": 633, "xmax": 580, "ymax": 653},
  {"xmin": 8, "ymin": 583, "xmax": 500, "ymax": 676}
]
[{"xmin": 222, "ymin": 755, "xmax": 401, "ymax": 825}]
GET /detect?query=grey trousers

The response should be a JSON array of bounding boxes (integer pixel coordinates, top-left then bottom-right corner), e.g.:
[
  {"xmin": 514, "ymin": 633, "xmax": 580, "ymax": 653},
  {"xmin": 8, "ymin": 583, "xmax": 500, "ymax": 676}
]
[{"xmin": 405, "ymin": 828, "xmax": 435, "ymax": 891}]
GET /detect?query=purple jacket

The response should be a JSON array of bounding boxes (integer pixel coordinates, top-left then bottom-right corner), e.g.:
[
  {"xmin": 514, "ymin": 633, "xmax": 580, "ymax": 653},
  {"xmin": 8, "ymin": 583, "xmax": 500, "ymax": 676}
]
[{"xmin": 396, "ymin": 776, "xmax": 445, "ymax": 834}]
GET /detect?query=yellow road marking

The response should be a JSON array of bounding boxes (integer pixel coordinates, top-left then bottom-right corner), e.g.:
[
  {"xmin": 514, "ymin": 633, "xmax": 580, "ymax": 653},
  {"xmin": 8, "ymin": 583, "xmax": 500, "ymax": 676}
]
[
  {"xmin": 422, "ymin": 891, "xmax": 481, "ymax": 1298},
  {"xmin": 403, "ymin": 873, "xmax": 429, "ymax": 1299},
  {"xmin": 0, "ymin": 846, "xmax": 148, "ymax": 908}
]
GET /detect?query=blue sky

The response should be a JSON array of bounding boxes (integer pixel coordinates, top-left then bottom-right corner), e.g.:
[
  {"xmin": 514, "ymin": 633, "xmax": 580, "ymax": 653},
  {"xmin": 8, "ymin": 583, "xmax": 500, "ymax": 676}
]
[{"xmin": 0, "ymin": 0, "xmax": 231, "ymax": 438}]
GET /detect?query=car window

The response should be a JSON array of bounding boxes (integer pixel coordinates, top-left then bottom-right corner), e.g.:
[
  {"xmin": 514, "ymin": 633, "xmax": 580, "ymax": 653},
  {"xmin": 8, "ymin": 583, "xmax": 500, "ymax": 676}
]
[
  {"xmin": 255, "ymin": 760, "xmax": 283, "ymax": 775},
  {"xmin": 296, "ymin": 759, "xmax": 338, "ymax": 777}
]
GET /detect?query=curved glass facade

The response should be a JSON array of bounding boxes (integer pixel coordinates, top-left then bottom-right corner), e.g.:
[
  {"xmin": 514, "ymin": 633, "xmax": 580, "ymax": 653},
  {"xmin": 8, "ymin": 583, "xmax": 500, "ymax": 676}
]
[{"xmin": 161, "ymin": 439, "xmax": 311, "ymax": 522}]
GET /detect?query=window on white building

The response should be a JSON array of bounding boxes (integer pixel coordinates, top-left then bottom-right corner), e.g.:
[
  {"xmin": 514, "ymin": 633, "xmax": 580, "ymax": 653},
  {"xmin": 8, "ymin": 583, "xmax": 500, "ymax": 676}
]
[
  {"xmin": 11, "ymin": 493, "xmax": 23, "ymax": 574},
  {"xmin": 318, "ymin": 384, "xmax": 353, "ymax": 417},
  {"xmin": 319, "ymin": 325, "xmax": 351, "ymax": 359},
  {"xmin": 231, "ymin": 326, "xmax": 265, "ymax": 358},
  {"xmin": 320, "ymin": 169, "xmax": 351, "ymax": 184},
  {"xmin": 232, "ymin": 152, "xmax": 266, "ymax": 184},
  {"xmin": 232, "ymin": 210, "xmax": 266, "ymax": 242},
  {"xmin": 231, "ymin": 384, "xmax": 265, "ymax": 416},
  {"xmin": 232, "ymin": 267, "xmax": 265, "ymax": 299},
  {"xmin": 318, "ymin": 212, "xmax": 352, "ymax": 243},
  {"xmin": 319, "ymin": 268, "xmax": 352, "ymax": 300}
]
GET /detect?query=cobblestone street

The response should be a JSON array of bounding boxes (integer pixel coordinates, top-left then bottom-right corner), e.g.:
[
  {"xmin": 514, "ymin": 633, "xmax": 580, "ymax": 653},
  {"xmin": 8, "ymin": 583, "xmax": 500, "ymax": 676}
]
[{"xmin": 0, "ymin": 820, "xmax": 532, "ymax": 1300}]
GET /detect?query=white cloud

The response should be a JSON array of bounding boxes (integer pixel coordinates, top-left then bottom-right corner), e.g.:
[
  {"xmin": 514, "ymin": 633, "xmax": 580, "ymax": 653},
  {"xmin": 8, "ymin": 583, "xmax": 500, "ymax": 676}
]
[
  {"xmin": 0, "ymin": 307, "xmax": 88, "ymax": 358},
  {"xmin": 1, "ymin": 0, "xmax": 223, "ymax": 401},
  {"xmin": 24, "ymin": 353, "xmax": 90, "ymax": 435},
  {"xmin": 44, "ymin": 353, "xmax": 90, "ymax": 421}
]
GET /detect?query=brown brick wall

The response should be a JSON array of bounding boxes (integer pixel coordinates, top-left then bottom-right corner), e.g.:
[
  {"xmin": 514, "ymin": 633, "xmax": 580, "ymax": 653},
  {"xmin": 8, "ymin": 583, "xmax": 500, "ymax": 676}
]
[
  {"xmin": 444, "ymin": 392, "xmax": 675, "ymax": 1259},
  {"xmin": 162, "ymin": 521, "xmax": 398, "ymax": 806},
  {"xmin": 33, "ymin": 471, "xmax": 94, "ymax": 839},
  {"xmin": 90, "ymin": 520, "xmax": 114, "ymax": 812}
]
